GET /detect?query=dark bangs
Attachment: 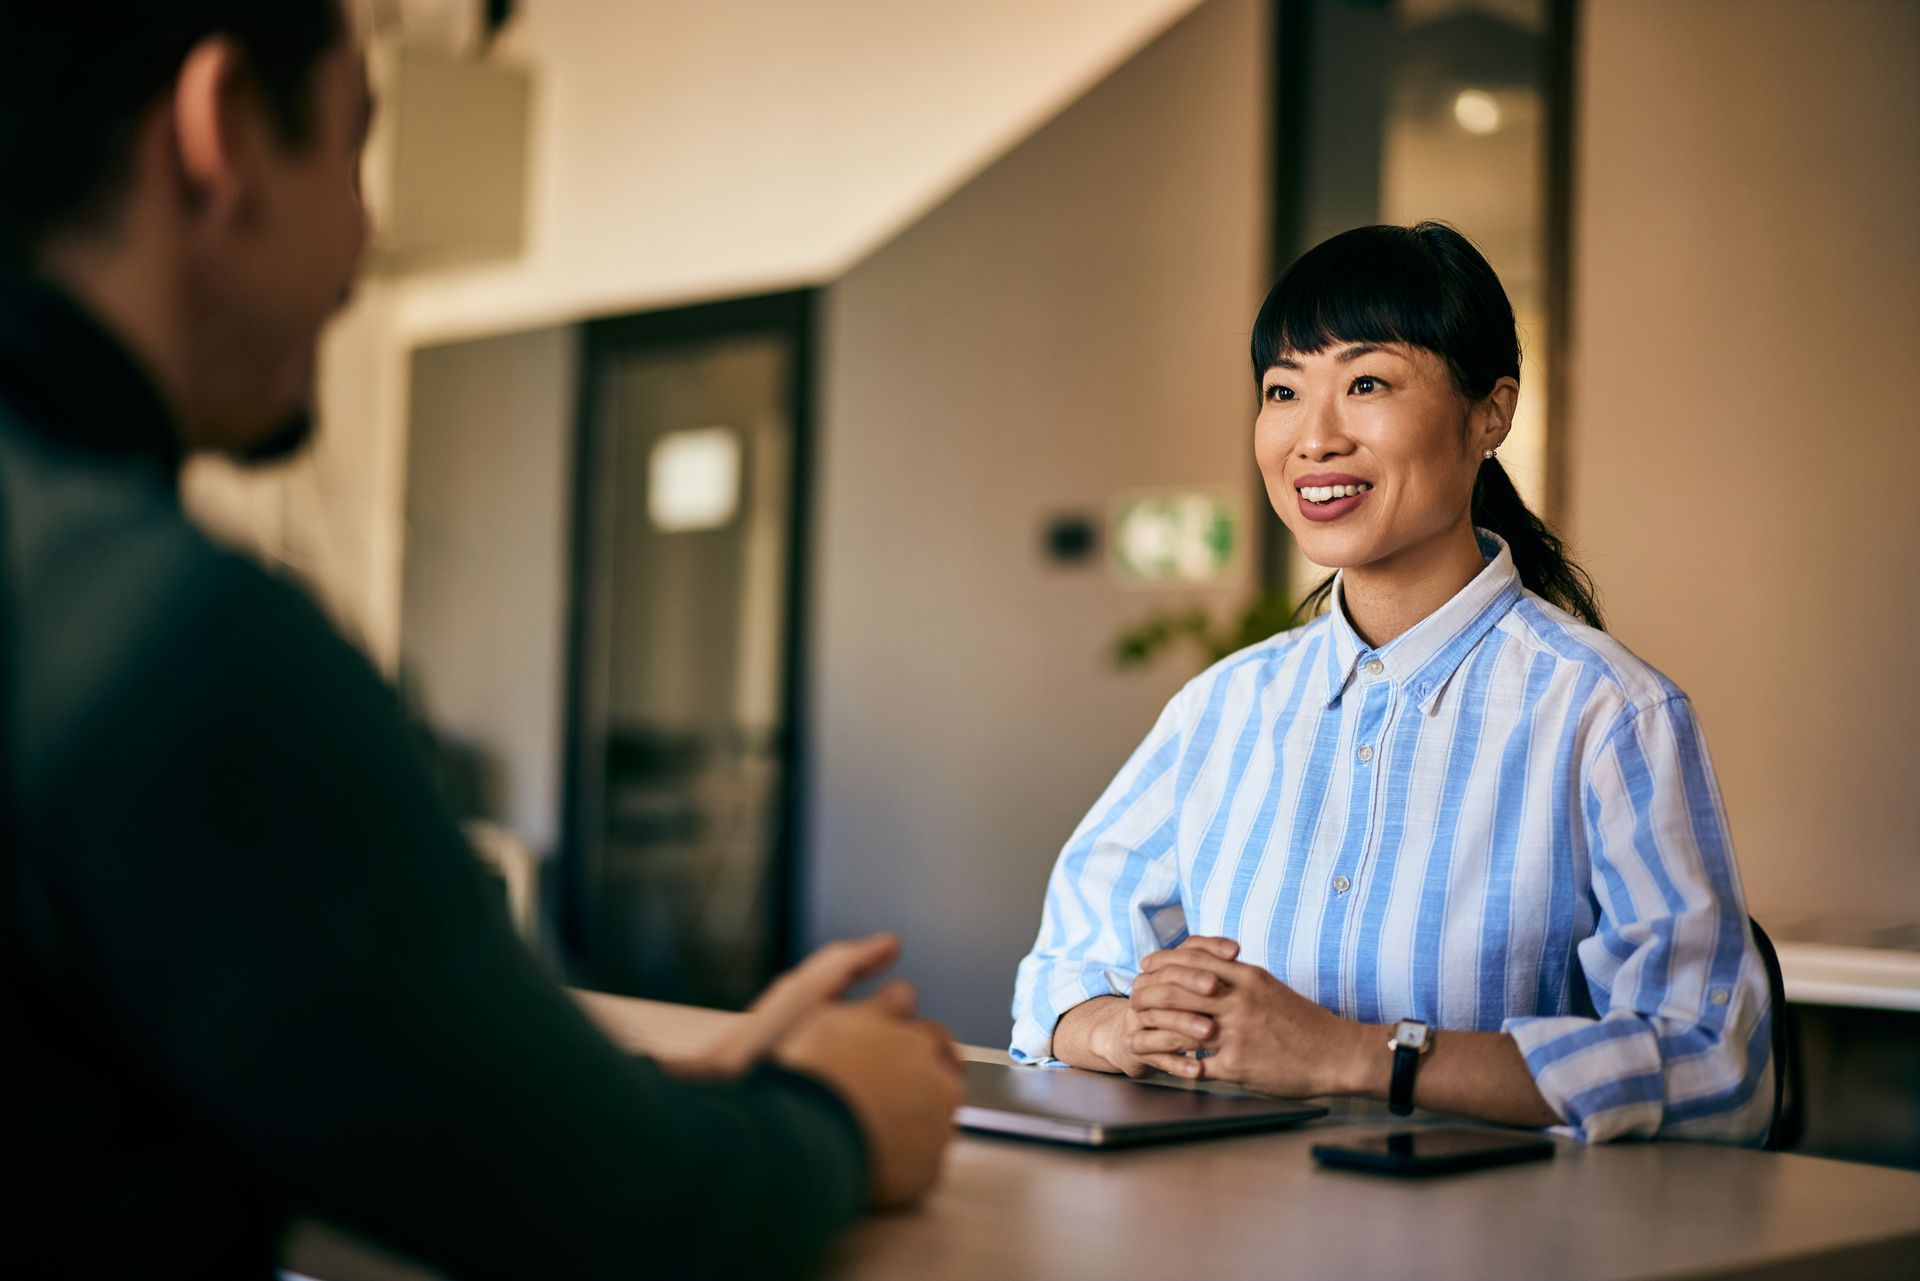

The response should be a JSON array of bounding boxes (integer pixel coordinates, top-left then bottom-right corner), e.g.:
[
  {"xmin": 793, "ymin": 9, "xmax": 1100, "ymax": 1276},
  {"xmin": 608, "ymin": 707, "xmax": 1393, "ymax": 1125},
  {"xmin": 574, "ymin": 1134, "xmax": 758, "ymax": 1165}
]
[{"xmin": 1250, "ymin": 222, "xmax": 1519, "ymax": 400}]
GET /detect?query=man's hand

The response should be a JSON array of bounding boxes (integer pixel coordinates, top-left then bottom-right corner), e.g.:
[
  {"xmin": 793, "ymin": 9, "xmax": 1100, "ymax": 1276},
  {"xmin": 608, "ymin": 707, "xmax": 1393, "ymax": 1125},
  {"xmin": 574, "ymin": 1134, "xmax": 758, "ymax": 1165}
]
[
  {"xmin": 671, "ymin": 933, "xmax": 905, "ymax": 1081},
  {"xmin": 1127, "ymin": 936, "xmax": 1357, "ymax": 1097},
  {"xmin": 775, "ymin": 983, "xmax": 962, "ymax": 1208}
]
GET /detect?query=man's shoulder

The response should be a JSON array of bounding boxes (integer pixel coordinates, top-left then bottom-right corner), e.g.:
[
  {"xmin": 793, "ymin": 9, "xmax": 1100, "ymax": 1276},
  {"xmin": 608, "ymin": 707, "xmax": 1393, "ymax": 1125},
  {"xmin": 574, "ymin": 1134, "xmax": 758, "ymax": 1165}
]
[
  {"xmin": 2, "ymin": 424, "xmax": 344, "ymax": 787},
  {"xmin": 1, "ymin": 412, "xmax": 214, "ymax": 594},
  {"xmin": 4, "ymin": 424, "xmax": 294, "ymax": 623}
]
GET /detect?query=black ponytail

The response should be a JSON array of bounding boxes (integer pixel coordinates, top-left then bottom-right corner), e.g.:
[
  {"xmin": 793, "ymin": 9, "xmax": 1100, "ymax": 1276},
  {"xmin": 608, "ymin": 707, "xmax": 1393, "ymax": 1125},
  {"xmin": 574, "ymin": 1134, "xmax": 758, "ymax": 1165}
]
[
  {"xmin": 1471, "ymin": 458, "xmax": 1602, "ymax": 628},
  {"xmin": 1254, "ymin": 222, "xmax": 1604, "ymax": 631}
]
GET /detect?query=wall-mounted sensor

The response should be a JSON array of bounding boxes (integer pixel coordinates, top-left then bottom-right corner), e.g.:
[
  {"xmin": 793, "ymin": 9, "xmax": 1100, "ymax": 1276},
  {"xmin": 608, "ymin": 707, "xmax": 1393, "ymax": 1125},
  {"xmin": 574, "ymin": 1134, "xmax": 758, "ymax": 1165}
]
[{"xmin": 1043, "ymin": 514, "xmax": 1099, "ymax": 566}]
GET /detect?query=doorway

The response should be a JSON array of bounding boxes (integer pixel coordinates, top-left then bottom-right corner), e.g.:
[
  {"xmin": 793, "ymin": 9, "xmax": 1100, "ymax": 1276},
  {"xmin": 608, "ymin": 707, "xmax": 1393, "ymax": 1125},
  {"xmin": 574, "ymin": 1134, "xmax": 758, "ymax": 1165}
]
[{"xmin": 560, "ymin": 291, "xmax": 815, "ymax": 1008}]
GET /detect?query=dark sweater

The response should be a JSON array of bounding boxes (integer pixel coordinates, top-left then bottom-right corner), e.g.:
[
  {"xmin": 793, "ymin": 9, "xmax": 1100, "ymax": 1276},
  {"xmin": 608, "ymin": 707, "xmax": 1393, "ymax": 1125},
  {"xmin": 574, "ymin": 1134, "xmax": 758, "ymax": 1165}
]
[{"xmin": 0, "ymin": 265, "xmax": 865, "ymax": 1280}]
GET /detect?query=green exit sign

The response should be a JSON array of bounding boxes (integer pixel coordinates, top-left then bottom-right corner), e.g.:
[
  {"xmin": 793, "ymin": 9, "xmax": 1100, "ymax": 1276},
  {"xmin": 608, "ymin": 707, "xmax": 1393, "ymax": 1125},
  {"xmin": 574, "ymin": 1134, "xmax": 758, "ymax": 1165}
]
[{"xmin": 1111, "ymin": 491, "xmax": 1240, "ymax": 585}]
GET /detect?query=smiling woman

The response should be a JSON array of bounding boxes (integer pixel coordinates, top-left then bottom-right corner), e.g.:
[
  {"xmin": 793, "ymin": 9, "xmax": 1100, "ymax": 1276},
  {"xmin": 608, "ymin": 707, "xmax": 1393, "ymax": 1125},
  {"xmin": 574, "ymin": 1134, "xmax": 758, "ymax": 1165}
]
[
  {"xmin": 1011, "ymin": 222, "xmax": 1776, "ymax": 1147},
  {"xmin": 1252, "ymin": 222, "xmax": 1600, "ymax": 642}
]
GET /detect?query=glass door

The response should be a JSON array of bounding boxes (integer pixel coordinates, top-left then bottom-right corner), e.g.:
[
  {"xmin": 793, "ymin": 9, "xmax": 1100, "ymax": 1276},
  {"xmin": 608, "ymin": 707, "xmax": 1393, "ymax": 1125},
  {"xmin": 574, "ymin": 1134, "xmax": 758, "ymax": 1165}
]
[{"xmin": 562, "ymin": 292, "xmax": 813, "ymax": 1008}]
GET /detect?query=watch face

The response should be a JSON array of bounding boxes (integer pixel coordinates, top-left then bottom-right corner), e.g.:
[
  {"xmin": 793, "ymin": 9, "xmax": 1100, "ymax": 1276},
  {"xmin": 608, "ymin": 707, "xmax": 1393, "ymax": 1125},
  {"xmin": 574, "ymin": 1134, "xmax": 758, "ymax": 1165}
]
[{"xmin": 1394, "ymin": 1021, "xmax": 1429, "ymax": 1051}]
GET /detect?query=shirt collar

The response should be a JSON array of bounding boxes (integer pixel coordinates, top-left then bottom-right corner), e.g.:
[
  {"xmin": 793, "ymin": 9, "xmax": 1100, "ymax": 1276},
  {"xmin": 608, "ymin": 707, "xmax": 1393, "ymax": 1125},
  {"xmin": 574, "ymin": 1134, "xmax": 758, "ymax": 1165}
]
[
  {"xmin": 0, "ymin": 256, "xmax": 182, "ymax": 477},
  {"xmin": 1321, "ymin": 528, "xmax": 1523, "ymax": 714}
]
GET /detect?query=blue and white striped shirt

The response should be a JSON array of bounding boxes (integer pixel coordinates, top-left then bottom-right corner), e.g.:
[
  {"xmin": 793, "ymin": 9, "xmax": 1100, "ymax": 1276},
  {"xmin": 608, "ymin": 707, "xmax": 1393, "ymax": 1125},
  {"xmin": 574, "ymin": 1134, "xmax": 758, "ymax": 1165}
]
[{"xmin": 1011, "ymin": 531, "xmax": 1771, "ymax": 1144}]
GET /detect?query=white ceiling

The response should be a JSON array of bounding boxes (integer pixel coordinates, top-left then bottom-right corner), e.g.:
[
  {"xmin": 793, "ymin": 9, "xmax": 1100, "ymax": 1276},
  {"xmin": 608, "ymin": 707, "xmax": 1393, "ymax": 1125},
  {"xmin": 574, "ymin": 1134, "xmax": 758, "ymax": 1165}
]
[{"xmin": 392, "ymin": 0, "xmax": 1207, "ymax": 343}]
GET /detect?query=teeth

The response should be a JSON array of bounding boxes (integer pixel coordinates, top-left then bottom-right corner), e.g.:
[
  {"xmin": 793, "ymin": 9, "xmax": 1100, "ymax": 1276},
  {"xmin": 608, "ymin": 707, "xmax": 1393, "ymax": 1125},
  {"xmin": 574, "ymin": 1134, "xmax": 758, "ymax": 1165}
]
[{"xmin": 1298, "ymin": 483, "xmax": 1372, "ymax": 503}]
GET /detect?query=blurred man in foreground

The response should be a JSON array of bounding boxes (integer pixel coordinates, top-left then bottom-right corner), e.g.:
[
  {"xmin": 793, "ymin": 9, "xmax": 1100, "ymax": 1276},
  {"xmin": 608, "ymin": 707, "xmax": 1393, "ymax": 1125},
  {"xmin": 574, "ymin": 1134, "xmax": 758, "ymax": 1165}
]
[{"xmin": 0, "ymin": 2, "xmax": 959, "ymax": 1276}]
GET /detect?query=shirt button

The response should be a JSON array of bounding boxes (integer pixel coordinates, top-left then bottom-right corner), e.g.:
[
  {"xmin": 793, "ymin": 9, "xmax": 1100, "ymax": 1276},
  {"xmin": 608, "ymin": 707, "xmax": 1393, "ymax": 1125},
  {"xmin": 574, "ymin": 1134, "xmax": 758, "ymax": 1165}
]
[
  {"xmin": 1710, "ymin": 988, "xmax": 1730, "ymax": 1006},
  {"xmin": 1332, "ymin": 875, "xmax": 1351, "ymax": 895},
  {"xmin": 1357, "ymin": 745, "xmax": 1374, "ymax": 763},
  {"xmin": 1365, "ymin": 659, "xmax": 1385, "ymax": 676}
]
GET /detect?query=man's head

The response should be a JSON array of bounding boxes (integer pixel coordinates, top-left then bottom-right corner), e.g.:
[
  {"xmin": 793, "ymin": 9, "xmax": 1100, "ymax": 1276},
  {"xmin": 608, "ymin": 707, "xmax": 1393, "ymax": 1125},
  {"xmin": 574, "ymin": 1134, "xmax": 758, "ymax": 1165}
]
[{"xmin": 0, "ymin": 0, "xmax": 370, "ymax": 461}]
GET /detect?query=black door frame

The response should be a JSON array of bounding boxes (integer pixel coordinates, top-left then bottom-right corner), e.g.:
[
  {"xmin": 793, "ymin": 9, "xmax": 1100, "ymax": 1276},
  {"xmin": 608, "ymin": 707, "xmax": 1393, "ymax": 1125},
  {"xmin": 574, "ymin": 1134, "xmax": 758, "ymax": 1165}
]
[{"xmin": 558, "ymin": 288, "xmax": 818, "ymax": 994}]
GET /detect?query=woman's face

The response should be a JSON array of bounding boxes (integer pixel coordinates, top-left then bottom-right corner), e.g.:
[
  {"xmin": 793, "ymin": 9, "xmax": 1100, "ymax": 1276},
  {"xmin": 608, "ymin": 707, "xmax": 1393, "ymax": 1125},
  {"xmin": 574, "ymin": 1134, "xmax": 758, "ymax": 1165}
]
[{"xmin": 1253, "ymin": 341, "xmax": 1514, "ymax": 574}]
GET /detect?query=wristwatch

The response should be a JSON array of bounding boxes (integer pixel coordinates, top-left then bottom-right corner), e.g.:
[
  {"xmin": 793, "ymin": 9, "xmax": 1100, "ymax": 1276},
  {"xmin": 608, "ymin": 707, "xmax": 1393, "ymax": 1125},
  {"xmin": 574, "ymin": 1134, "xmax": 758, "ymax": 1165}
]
[{"xmin": 1386, "ymin": 1019, "xmax": 1433, "ymax": 1116}]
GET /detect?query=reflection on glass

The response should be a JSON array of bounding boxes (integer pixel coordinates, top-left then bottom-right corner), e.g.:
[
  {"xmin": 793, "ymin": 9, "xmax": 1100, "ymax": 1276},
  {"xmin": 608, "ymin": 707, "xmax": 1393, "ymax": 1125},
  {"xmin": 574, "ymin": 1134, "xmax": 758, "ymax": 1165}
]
[{"xmin": 647, "ymin": 426, "xmax": 743, "ymax": 533}]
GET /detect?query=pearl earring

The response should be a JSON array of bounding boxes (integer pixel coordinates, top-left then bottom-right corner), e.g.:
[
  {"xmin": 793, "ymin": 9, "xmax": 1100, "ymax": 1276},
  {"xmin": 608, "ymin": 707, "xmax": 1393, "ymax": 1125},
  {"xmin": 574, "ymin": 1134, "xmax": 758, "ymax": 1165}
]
[{"xmin": 1483, "ymin": 448, "xmax": 1497, "ymax": 460}]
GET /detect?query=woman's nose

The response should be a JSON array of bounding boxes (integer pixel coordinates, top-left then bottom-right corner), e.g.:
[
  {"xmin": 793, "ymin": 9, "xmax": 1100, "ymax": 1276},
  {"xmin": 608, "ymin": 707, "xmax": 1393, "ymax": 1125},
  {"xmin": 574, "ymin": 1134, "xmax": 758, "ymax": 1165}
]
[{"xmin": 1296, "ymin": 402, "xmax": 1353, "ymax": 459}]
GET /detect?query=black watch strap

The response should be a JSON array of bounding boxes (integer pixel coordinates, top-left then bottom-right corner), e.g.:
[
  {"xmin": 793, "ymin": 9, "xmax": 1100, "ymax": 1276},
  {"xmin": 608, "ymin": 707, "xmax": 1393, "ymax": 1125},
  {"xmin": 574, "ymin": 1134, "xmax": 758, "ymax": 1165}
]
[{"xmin": 1388, "ymin": 1042, "xmax": 1421, "ymax": 1116}]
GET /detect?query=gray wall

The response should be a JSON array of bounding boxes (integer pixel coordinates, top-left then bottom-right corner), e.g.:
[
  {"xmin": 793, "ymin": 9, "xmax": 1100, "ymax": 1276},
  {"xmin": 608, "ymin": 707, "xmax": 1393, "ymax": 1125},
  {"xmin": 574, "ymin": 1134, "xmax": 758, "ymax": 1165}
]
[
  {"xmin": 806, "ymin": 0, "xmax": 1270, "ymax": 1044},
  {"xmin": 1567, "ymin": 0, "xmax": 1920, "ymax": 929},
  {"xmin": 402, "ymin": 326, "xmax": 579, "ymax": 853}
]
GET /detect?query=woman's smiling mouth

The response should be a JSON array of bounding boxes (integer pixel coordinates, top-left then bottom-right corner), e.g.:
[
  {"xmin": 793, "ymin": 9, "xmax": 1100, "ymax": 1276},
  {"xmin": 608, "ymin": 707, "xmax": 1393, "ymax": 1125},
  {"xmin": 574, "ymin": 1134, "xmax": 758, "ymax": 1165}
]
[
  {"xmin": 1298, "ymin": 482, "xmax": 1372, "ymax": 503},
  {"xmin": 1294, "ymin": 475, "xmax": 1374, "ymax": 522}
]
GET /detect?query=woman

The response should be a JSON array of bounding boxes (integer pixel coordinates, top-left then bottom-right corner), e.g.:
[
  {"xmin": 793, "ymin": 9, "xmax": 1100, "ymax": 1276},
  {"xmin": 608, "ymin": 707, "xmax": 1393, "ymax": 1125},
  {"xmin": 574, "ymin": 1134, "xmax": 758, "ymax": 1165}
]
[{"xmin": 1010, "ymin": 223, "xmax": 1771, "ymax": 1144}]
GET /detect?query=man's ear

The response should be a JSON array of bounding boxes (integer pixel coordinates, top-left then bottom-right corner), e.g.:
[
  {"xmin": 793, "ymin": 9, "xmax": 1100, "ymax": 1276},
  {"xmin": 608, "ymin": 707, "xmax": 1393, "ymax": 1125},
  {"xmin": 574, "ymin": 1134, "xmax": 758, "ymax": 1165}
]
[{"xmin": 171, "ymin": 37, "xmax": 259, "ymax": 226}]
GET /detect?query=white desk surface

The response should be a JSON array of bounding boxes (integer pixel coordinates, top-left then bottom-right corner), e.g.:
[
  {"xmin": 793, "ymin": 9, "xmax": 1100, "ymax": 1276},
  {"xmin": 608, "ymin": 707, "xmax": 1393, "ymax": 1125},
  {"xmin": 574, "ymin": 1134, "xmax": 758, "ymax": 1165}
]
[
  {"xmin": 288, "ymin": 993, "xmax": 1920, "ymax": 1281},
  {"xmin": 1777, "ymin": 941, "xmax": 1920, "ymax": 1012}
]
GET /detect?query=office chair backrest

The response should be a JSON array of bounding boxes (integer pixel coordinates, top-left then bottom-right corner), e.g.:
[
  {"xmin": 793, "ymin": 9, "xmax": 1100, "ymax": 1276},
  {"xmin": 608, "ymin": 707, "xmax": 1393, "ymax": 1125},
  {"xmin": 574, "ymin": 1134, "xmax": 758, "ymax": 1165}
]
[{"xmin": 1748, "ymin": 916, "xmax": 1803, "ymax": 1151}]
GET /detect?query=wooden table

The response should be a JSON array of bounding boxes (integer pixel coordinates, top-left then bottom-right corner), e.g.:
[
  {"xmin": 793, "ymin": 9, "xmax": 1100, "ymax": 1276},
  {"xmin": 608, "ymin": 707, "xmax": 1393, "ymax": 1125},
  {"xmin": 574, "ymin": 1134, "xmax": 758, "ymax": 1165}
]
[{"xmin": 290, "ymin": 993, "xmax": 1920, "ymax": 1281}]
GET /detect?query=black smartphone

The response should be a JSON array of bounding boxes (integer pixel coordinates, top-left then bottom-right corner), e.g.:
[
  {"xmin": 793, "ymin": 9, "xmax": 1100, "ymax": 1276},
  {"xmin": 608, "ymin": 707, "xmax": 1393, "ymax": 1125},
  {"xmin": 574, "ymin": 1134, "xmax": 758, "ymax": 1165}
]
[{"xmin": 1311, "ymin": 1127, "xmax": 1555, "ymax": 1176}]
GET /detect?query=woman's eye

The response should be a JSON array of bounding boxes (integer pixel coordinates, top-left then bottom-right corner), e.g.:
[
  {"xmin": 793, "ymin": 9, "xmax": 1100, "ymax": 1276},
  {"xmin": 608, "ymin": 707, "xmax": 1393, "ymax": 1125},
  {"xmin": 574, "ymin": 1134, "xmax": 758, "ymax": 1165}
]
[
  {"xmin": 1264, "ymin": 384, "xmax": 1294, "ymax": 402},
  {"xmin": 1350, "ymin": 375, "xmax": 1383, "ymax": 395}
]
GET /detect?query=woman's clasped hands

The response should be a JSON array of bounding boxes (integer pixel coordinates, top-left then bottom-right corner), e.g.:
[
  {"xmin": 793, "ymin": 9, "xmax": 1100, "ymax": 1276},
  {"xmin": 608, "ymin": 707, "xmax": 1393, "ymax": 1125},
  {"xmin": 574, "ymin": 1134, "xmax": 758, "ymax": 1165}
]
[{"xmin": 1118, "ymin": 936, "xmax": 1362, "ymax": 1099}]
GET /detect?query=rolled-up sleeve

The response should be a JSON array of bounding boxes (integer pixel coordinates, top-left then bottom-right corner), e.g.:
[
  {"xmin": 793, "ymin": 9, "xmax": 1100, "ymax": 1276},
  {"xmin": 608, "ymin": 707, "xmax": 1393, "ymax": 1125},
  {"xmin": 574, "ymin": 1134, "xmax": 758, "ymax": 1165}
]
[
  {"xmin": 1503, "ymin": 696, "xmax": 1773, "ymax": 1145},
  {"xmin": 1010, "ymin": 696, "xmax": 1189, "ymax": 1063}
]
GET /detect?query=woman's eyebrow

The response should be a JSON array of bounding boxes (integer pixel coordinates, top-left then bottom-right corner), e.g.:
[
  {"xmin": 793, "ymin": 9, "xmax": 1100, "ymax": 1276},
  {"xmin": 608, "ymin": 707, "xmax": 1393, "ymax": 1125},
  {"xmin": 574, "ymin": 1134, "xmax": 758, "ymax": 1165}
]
[{"xmin": 1267, "ymin": 344, "xmax": 1401, "ymax": 374}]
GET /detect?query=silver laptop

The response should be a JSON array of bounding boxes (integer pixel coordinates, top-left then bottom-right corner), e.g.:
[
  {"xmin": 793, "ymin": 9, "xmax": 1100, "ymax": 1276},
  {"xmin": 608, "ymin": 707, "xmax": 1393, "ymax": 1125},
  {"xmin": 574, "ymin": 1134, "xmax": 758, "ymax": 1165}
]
[{"xmin": 958, "ymin": 1060, "xmax": 1326, "ymax": 1147}]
